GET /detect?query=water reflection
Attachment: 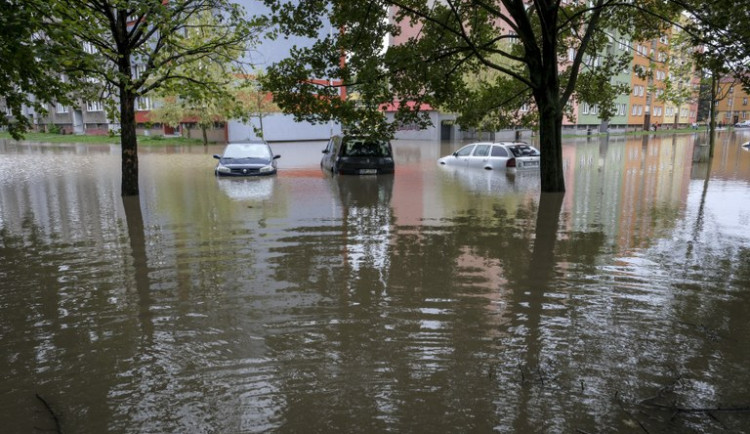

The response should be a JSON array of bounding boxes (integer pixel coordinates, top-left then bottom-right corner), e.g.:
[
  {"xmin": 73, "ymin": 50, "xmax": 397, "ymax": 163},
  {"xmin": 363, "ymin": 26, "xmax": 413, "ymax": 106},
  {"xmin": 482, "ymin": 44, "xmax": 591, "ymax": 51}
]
[
  {"xmin": 1, "ymin": 133, "xmax": 750, "ymax": 432},
  {"xmin": 216, "ymin": 177, "xmax": 276, "ymax": 202}
]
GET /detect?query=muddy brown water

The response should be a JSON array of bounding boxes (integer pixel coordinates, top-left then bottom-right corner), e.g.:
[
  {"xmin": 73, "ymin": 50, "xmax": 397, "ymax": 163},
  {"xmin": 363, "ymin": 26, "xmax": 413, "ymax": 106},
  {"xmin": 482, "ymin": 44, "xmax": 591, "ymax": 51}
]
[{"xmin": 1, "ymin": 132, "xmax": 750, "ymax": 433}]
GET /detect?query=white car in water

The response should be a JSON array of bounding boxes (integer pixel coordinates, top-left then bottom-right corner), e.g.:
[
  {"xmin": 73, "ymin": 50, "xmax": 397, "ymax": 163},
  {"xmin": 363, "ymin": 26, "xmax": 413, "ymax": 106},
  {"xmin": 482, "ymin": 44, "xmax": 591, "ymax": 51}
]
[{"xmin": 438, "ymin": 142, "xmax": 541, "ymax": 170}]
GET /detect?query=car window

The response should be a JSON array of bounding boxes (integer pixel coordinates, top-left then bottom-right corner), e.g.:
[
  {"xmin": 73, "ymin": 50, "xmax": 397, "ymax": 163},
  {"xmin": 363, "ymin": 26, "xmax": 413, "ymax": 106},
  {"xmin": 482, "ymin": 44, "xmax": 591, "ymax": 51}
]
[
  {"xmin": 342, "ymin": 138, "xmax": 391, "ymax": 157},
  {"xmin": 507, "ymin": 145, "xmax": 539, "ymax": 157},
  {"xmin": 455, "ymin": 145, "xmax": 475, "ymax": 157},
  {"xmin": 473, "ymin": 145, "xmax": 490, "ymax": 157},
  {"xmin": 491, "ymin": 146, "xmax": 509, "ymax": 157},
  {"xmin": 224, "ymin": 144, "xmax": 270, "ymax": 159}
]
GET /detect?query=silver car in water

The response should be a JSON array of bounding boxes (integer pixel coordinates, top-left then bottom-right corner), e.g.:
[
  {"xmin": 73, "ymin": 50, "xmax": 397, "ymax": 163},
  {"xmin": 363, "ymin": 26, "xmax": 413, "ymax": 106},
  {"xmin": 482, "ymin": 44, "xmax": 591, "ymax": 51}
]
[
  {"xmin": 438, "ymin": 142, "xmax": 541, "ymax": 170},
  {"xmin": 213, "ymin": 142, "xmax": 280, "ymax": 177}
]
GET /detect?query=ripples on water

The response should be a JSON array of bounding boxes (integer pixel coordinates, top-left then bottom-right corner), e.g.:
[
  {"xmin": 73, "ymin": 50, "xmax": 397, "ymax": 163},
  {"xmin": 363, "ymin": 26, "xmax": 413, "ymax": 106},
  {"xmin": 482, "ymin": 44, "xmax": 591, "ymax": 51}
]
[{"xmin": 1, "ymin": 135, "xmax": 750, "ymax": 433}]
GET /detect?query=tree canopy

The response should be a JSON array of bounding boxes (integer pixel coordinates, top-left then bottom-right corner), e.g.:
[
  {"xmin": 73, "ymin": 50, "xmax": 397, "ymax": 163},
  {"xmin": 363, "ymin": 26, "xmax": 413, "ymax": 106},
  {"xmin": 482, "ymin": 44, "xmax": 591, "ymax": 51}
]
[
  {"xmin": 1, "ymin": 0, "xmax": 265, "ymax": 196},
  {"xmin": 0, "ymin": 0, "xmax": 82, "ymax": 138}
]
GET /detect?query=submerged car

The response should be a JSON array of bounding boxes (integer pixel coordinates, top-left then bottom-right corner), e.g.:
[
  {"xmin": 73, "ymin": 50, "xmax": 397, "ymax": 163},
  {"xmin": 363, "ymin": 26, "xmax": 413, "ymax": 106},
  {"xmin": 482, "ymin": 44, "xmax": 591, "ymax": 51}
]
[
  {"xmin": 321, "ymin": 135, "xmax": 395, "ymax": 175},
  {"xmin": 438, "ymin": 142, "xmax": 540, "ymax": 170},
  {"xmin": 735, "ymin": 120, "xmax": 750, "ymax": 128},
  {"xmin": 213, "ymin": 142, "xmax": 280, "ymax": 176}
]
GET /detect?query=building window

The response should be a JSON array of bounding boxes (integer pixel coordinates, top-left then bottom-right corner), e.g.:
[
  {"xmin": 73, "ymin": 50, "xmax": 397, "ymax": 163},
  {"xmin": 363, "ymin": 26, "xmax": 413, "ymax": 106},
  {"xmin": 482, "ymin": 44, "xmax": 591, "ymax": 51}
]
[
  {"xmin": 132, "ymin": 64, "xmax": 146, "ymax": 80},
  {"xmin": 135, "ymin": 97, "xmax": 152, "ymax": 111},
  {"xmin": 83, "ymin": 41, "xmax": 97, "ymax": 54},
  {"xmin": 56, "ymin": 103, "xmax": 68, "ymax": 114},
  {"xmin": 86, "ymin": 101, "xmax": 104, "ymax": 112},
  {"xmin": 743, "ymin": 97, "xmax": 748, "ymax": 106},
  {"xmin": 582, "ymin": 103, "xmax": 590, "ymax": 115}
]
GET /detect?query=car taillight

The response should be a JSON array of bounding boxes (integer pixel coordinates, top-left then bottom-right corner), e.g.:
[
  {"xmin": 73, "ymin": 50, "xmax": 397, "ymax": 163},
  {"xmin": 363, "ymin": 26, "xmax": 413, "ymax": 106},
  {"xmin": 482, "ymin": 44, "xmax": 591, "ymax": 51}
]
[{"xmin": 506, "ymin": 158, "xmax": 516, "ymax": 168}]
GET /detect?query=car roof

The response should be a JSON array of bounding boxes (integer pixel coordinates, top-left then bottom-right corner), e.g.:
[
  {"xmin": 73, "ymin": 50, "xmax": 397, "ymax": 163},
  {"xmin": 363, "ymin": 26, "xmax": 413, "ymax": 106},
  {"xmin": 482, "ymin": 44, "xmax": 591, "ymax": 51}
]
[
  {"xmin": 335, "ymin": 135, "xmax": 390, "ymax": 141},
  {"xmin": 465, "ymin": 141, "xmax": 529, "ymax": 146},
  {"xmin": 227, "ymin": 141, "xmax": 269, "ymax": 146}
]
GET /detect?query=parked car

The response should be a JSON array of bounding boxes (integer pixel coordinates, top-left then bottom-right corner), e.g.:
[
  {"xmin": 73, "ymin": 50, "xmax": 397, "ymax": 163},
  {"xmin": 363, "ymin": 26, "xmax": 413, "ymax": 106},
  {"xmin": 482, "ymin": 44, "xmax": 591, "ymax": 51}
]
[
  {"xmin": 213, "ymin": 142, "xmax": 280, "ymax": 176},
  {"xmin": 438, "ymin": 142, "xmax": 541, "ymax": 170},
  {"xmin": 735, "ymin": 120, "xmax": 750, "ymax": 128},
  {"xmin": 321, "ymin": 135, "xmax": 395, "ymax": 175}
]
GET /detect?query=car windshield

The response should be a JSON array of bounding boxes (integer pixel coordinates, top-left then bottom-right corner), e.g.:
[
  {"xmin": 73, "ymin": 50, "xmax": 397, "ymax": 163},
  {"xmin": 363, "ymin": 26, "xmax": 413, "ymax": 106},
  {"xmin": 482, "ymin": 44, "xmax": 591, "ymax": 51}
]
[
  {"xmin": 342, "ymin": 138, "xmax": 391, "ymax": 157},
  {"xmin": 507, "ymin": 145, "xmax": 539, "ymax": 157},
  {"xmin": 223, "ymin": 144, "xmax": 271, "ymax": 159}
]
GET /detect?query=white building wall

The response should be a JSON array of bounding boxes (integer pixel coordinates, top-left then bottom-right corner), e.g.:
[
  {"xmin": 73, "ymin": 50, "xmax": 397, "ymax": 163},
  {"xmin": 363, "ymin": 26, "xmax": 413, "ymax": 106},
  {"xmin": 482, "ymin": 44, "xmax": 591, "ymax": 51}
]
[{"xmin": 228, "ymin": 113, "xmax": 341, "ymax": 142}]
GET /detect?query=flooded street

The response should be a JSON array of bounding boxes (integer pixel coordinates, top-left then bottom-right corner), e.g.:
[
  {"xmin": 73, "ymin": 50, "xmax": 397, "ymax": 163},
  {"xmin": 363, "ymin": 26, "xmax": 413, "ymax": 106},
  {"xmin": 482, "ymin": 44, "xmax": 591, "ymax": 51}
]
[{"xmin": 2, "ymin": 132, "xmax": 750, "ymax": 433}]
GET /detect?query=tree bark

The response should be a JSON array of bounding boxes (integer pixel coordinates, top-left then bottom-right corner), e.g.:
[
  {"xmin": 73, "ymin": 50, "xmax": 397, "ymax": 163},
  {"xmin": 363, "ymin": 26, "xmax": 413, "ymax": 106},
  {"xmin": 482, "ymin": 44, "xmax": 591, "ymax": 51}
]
[
  {"xmin": 522, "ymin": 1, "xmax": 567, "ymax": 194},
  {"xmin": 708, "ymin": 73, "xmax": 718, "ymax": 158},
  {"xmin": 532, "ymin": 60, "xmax": 566, "ymax": 193},
  {"xmin": 536, "ymin": 97, "xmax": 566, "ymax": 193},
  {"xmin": 120, "ymin": 87, "xmax": 139, "ymax": 196}
]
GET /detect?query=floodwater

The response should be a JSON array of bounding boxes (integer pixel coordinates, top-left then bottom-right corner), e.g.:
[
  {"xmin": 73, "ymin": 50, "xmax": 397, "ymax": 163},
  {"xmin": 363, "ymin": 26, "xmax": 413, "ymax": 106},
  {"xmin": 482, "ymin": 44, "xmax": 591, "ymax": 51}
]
[{"xmin": 1, "ymin": 132, "xmax": 750, "ymax": 433}]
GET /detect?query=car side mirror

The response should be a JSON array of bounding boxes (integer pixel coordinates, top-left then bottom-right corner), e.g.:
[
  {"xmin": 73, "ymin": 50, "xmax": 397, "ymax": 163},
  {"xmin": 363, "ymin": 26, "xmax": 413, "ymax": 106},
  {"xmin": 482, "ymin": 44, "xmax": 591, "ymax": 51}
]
[
  {"xmin": 273, "ymin": 155, "xmax": 281, "ymax": 160},
  {"xmin": 452, "ymin": 152, "xmax": 458, "ymax": 157},
  {"xmin": 322, "ymin": 149, "xmax": 329, "ymax": 154},
  {"xmin": 213, "ymin": 154, "xmax": 221, "ymax": 159}
]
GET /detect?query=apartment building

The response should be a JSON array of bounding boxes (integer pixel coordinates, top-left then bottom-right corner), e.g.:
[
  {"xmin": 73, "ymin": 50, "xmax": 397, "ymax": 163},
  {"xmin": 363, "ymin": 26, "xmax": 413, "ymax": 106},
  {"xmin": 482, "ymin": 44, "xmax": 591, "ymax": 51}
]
[{"xmin": 715, "ymin": 77, "xmax": 750, "ymax": 126}]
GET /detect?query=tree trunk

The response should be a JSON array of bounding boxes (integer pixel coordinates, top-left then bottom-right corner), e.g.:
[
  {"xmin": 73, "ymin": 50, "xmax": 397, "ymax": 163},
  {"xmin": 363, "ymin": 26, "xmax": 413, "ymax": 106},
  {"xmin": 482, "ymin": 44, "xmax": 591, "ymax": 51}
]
[
  {"xmin": 528, "ymin": 6, "xmax": 567, "ymax": 194},
  {"xmin": 708, "ymin": 73, "xmax": 718, "ymax": 158},
  {"xmin": 201, "ymin": 125, "xmax": 208, "ymax": 146},
  {"xmin": 120, "ymin": 88, "xmax": 139, "ymax": 196},
  {"xmin": 534, "ymin": 83, "xmax": 566, "ymax": 193}
]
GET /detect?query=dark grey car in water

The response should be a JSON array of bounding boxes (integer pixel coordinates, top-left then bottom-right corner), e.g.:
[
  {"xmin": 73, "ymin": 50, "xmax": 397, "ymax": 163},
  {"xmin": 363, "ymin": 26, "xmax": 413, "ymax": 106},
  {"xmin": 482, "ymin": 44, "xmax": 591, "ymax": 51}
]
[{"xmin": 321, "ymin": 135, "xmax": 395, "ymax": 175}]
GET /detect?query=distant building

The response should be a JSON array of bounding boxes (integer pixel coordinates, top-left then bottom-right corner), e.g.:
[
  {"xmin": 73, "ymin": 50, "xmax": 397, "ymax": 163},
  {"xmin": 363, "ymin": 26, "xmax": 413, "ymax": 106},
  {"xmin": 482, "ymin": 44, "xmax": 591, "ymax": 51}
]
[{"xmin": 715, "ymin": 77, "xmax": 750, "ymax": 126}]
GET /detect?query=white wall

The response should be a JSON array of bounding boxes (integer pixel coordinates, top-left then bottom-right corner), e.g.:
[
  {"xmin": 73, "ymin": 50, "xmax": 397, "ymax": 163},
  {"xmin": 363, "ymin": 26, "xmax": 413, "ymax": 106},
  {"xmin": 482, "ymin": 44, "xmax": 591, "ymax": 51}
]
[{"xmin": 228, "ymin": 114, "xmax": 341, "ymax": 142}]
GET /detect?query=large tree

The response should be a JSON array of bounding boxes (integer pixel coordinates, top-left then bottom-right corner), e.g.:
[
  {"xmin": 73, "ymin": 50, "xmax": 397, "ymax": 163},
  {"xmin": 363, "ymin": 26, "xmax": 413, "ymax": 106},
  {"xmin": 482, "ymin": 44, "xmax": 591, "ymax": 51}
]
[
  {"xmin": 261, "ymin": 0, "xmax": 684, "ymax": 193},
  {"xmin": 44, "ymin": 0, "xmax": 264, "ymax": 196}
]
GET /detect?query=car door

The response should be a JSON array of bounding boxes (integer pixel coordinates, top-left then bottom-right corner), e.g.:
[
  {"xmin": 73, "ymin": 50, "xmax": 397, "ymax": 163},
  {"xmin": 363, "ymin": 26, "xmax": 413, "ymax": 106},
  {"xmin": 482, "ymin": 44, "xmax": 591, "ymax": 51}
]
[
  {"xmin": 467, "ymin": 143, "xmax": 491, "ymax": 168},
  {"xmin": 452, "ymin": 144, "xmax": 476, "ymax": 167},
  {"xmin": 321, "ymin": 136, "xmax": 339, "ymax": 171},
  {"xmin": 488, "ymin": 144, "xmax": 510, "ymax": 169}
]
